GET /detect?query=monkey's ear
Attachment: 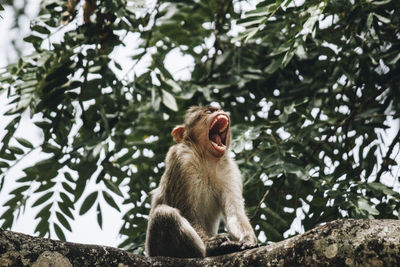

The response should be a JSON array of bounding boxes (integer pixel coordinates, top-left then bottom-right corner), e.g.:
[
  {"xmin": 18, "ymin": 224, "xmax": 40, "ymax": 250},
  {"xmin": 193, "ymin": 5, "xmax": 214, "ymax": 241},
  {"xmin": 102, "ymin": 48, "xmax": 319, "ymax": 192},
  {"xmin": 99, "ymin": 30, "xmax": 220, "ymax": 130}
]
[{"xmin": 171, "ymin": 125, "xmax": 185, "ymax": 143}]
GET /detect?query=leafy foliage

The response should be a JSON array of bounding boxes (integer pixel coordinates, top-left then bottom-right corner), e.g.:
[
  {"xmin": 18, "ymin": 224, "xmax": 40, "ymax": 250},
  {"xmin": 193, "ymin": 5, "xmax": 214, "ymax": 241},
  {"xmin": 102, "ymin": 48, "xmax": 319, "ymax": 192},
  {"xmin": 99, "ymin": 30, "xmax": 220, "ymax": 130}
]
[{"xmin": 1, "ymin": 0, "xmax": 399, "ymax": 253}]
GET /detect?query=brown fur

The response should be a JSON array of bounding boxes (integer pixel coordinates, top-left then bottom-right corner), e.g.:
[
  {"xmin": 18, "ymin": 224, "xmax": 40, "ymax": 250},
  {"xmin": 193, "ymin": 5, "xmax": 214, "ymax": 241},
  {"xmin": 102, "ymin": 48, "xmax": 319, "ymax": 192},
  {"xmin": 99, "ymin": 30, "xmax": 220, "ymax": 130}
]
[{"xmin": 145, "ymin": 106, "xmax": 257, "ymax": 258}]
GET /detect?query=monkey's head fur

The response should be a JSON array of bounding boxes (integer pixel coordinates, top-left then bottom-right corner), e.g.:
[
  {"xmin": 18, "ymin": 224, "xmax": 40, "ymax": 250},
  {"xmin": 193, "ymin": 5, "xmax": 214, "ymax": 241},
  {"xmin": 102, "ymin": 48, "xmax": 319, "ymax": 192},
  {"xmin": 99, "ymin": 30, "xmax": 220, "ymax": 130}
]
[{"xmin": 171, "ymin": 106, "xmax": 231, "ymax": 158}]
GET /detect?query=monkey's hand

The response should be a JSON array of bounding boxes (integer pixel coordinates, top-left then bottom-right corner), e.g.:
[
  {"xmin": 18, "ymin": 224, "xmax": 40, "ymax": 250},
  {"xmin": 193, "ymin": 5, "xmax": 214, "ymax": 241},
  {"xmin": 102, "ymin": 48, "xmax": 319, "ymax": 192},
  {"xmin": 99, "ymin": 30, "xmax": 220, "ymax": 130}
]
[
  {"xmin": 238, "ymin": 233, "xmax": 258, "ymax": 250},
  {"xmin": 206, "ymin": 233, "xmax": 230, "ymax": 256},
  {"xmin": 206, "ymin": 233, "xmax": 257, "ymax": 256},
  {"xmin": 206, "ymin": 237, "xmax": 242, "ymax": 256}
]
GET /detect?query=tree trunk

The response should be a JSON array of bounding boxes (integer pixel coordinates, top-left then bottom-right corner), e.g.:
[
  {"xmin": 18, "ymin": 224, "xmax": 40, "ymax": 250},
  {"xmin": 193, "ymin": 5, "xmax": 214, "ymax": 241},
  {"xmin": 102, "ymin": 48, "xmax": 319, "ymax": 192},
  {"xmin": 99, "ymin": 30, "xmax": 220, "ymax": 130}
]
[{"xmin": 1, "ymin": 219, "xmax": 399, "ymax": 266}]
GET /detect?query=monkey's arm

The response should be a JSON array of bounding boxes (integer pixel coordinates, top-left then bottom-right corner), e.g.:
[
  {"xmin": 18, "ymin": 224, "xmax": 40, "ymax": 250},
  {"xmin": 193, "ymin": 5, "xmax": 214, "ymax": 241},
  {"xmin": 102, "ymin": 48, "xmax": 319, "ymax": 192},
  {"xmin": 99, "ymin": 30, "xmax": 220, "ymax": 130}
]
[
  {"xmin": 222, "ymin": 191, "xmax": 258, "ymax": 249},
  {"xmin": 204, "ymin": 184, "xmax": 256, "ymax": 256}
]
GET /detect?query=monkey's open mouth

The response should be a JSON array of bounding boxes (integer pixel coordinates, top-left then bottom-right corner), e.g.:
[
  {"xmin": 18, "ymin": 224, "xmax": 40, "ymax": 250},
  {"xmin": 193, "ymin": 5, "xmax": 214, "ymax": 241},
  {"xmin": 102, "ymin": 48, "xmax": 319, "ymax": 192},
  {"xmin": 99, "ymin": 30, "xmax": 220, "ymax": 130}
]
[{"xmin": 209, "ymin": 114, "xmax": 229, "ymax": 152}]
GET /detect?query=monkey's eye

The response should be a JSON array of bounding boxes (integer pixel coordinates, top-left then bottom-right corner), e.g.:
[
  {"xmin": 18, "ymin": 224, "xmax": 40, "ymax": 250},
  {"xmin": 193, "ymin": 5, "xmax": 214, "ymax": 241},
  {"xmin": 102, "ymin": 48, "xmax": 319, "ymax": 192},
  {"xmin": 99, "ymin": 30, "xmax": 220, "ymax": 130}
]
[{"xmin": 205, "ymin": 110, "xmax": 212, "ymax": 114}]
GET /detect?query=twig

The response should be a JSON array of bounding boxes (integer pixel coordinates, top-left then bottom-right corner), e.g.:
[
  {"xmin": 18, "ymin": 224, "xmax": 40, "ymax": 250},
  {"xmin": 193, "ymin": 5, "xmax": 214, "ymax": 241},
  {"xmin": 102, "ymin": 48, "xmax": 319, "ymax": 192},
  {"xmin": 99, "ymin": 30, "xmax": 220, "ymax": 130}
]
[
  {"xmin": 2, "ymin": 146, "xmax": 40, "ymax": 176},
  {"xmin": 250, "ymin": 187, "xmax": 270, "ymax": 223},
  {"xmin": 250, "ymin": 173, "xmax": 286, "ymax": 223},
  {"xmin": 376, "ymin": 128, "xmax": 400, "ymax": 182}
]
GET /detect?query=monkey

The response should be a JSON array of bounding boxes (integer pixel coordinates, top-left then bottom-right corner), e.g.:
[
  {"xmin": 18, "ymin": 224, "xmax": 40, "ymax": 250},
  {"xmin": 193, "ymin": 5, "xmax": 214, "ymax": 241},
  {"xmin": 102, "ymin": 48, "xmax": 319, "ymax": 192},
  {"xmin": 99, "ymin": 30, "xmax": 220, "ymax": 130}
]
[{"xmin": 145, "ymin": 105, "xmax": 257, "ymax": 258}]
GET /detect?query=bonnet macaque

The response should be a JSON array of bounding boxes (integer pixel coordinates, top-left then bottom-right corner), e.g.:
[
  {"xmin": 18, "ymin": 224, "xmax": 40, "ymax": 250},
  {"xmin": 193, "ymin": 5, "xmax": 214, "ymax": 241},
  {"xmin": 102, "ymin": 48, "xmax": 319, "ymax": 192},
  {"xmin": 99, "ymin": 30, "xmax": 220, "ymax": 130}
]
[{"xmin": 145, "ymin": 106, "xmax": 257, "ymax": 258}]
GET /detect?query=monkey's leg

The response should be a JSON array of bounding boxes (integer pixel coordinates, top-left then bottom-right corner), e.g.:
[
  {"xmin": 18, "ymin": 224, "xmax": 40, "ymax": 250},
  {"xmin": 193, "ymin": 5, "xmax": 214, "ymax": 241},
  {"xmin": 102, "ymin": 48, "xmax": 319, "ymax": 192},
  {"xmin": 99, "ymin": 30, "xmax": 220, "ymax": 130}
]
[{"xmin": 146, "ymin": 204, "xmax": 206, "ymax": 258}]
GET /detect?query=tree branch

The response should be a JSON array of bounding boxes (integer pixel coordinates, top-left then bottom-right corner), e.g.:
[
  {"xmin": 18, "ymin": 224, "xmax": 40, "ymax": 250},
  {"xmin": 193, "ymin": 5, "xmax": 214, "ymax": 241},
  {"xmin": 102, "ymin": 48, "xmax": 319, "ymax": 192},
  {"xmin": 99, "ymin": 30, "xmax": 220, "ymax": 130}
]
[
  {"xmin": 376, "ymin": 127, "xmax": 400, "ymax": 182},
  {"xmin": 1, "ymin": 219, "xmax": 400, "ymax": 266}
]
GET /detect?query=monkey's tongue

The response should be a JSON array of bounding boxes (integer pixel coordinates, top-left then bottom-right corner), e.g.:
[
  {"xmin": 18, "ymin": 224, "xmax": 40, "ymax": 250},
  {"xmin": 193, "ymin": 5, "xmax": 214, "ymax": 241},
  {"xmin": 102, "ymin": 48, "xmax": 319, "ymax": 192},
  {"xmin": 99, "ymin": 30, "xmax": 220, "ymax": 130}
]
[
  {"xmin": 209, "ymin": 114, "xmax": 229, "ymax": 152},
  {"xmin": 210, "ymin": 133, "xmax": 226, "ymax": 153},
  {"xmin": 210, "ymin": 133, "xmax": 223, "ymax": 146}
]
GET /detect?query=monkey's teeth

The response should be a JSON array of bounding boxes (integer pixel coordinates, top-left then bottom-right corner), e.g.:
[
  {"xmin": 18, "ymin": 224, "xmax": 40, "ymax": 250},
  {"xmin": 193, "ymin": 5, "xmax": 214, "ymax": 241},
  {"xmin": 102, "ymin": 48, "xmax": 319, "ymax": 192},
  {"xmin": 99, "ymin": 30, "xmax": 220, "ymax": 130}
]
[
  {"xmin": 219, "ymin": 123, "xmax": 227, "ymax": 133},
  {"xmin": 218, "ymin": 117, "xmax": 228, "ymax": 133},
  {"xmin": 210, "ymin": 115, "xmax": 229, "ymax": 133},
  {"xmin": 211, "ymin": 141, "xmax": 226, "ymax": 151}
]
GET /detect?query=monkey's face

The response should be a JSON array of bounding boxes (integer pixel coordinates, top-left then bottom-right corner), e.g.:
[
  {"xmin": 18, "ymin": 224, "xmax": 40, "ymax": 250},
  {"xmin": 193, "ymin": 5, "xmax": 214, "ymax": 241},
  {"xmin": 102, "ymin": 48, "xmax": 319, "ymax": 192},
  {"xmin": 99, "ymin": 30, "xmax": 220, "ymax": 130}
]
[{"xmin": 186, "ymin": 106, "xmax": 231, "ymax": 158}]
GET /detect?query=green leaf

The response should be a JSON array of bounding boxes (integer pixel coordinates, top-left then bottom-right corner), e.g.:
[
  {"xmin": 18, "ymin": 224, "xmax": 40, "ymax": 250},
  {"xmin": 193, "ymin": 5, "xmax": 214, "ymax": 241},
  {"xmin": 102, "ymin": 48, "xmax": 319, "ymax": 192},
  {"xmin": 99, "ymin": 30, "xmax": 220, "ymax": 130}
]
[
  {"xmin": 23, "ymin": 35, "xmax": 43, "ymax": 44},
  {"xmin": 103, "ymin": 191, "xmax": 121, "ymax": 212},
  {"xmin": 373, "ymin": 13, "xmax": 390, "ymax": 24},
  {"xmin": 16, "ymin": 176, "xmax": 33, "ymax": 183},
  {"xmin": 0, "ymin": 209, "xmax": 14, "ymax": 228},
  {"xmin": 56, "ymin": 211, "xmax": 72, "ymax": 232},
  {"xmin": 79, "ymin": 191, "xmax": 98, "ymax": 215},
  {"xmin": 4, "ymin": 196, "xmax": 19, "ymax": 207},
  {"xmin": 34, "ymin": 181, "xmax": 56, "ymax": 193},
  {"xmin": 364, "ymin": 145, "xmax": 377, "ymax": 178},
  {"xmin": 164, "ymin": 79, "xmax": 182, "ymax": 93},
  {"xmin": 265, "ymin": 57, "xmax": 283, "ymax": 74},
  {"xmin": 42, "ymin": 143, "xmax": 61, "ymax": 154},
  {"xmin": 236, "ymin": 17, "xmax": 264, "ymax": 28},
  {"xmin": 64, "ymin": 172, "xmax": 75, "ymax": 183},
  {"xmin": 366, "ymin": 13, "xmax": 374, "ymax": 29},
  {"xmin": 60, "ymin": 192, "xmax": 74, "ymax": 208},
  {"xmin": 279, "ymin": 113, "xmax": 288, "ymax": 123},
  {"xmin": 161, "ymin": 89, "xmax": 178, "ymax": 112},
  {"xmin": 31, "ymin": 25, "xmax": 51, "ymax": 35},
  {"xmin": 97, "ymin": 204, "xmax": 103, "ymax": 230},
  {"xmin": 8, "ymin": 146, "xmax": 24, "ymax": 155},
  {"xmin": 35, "ymin": 218, "xmax": 49, "ymax": 237},
  {"xmin": 88, "ymin": 65, "xmax": 102, "ymax": 73},
  {"xmin": 244, "ymin": 27, "xmax": 260, "ymax": 43},
  {"xmin": 151, "ymin": 88, "xmax": 161, "ymax": 111},
  {"xmin": 366, "ymin": 0, "xmax": 391, "ymax": 4},
  {"xmin": 62, "ymin": 182, "xmax": 74, "ymax": 194},
  {"xmin": 34, "ymin": 203, "xmax": 51, "ymax": 220},
  {"xmin": 34, "ymin": 121, "xmax": 52, "ymax": 129},
  {"xmin": 282, "ymin": 50, "xmax": 294, "ymax": 67},
  {"xmin": 0, "ymin": 161, "xmax": 10, "ymax": 168},
  {"xmin": 104, "ymin": 180, "xmax": 123, "ymax": 197},
  {"xmin": 388, "ymin": 53, "xmax": 400, "ymax": 65},
  {"xmin": 368, "ymin": 183, "xmax": 399, "ymax": 196},
  {"xmin": 0, "ymin": 153, "xmax": 16, "ymax": 161},
  {"xmin": 357, "ymin": 198, "xmax": 379, "ymax": 216},
  {"xmin": 74, "ymin": 177, "xmax": 87, "ymax": 203},
  {"xmin": 54, "ymin": 223, "xmax": 66, "ymax": 241},
  {"xmin": 15, "ymin": 137, "xmax": 34, "ymax": 149},
  {"xmin": 245, "ymin": 4, "xmax": 273, "ymax": 18},
  {"xmin": 9, "ymin": 185, "xmax": 30, "ymax": 195},
  {"xmin": 32, "ymin": 191, "xmax": 53, "ymax": 207}
]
